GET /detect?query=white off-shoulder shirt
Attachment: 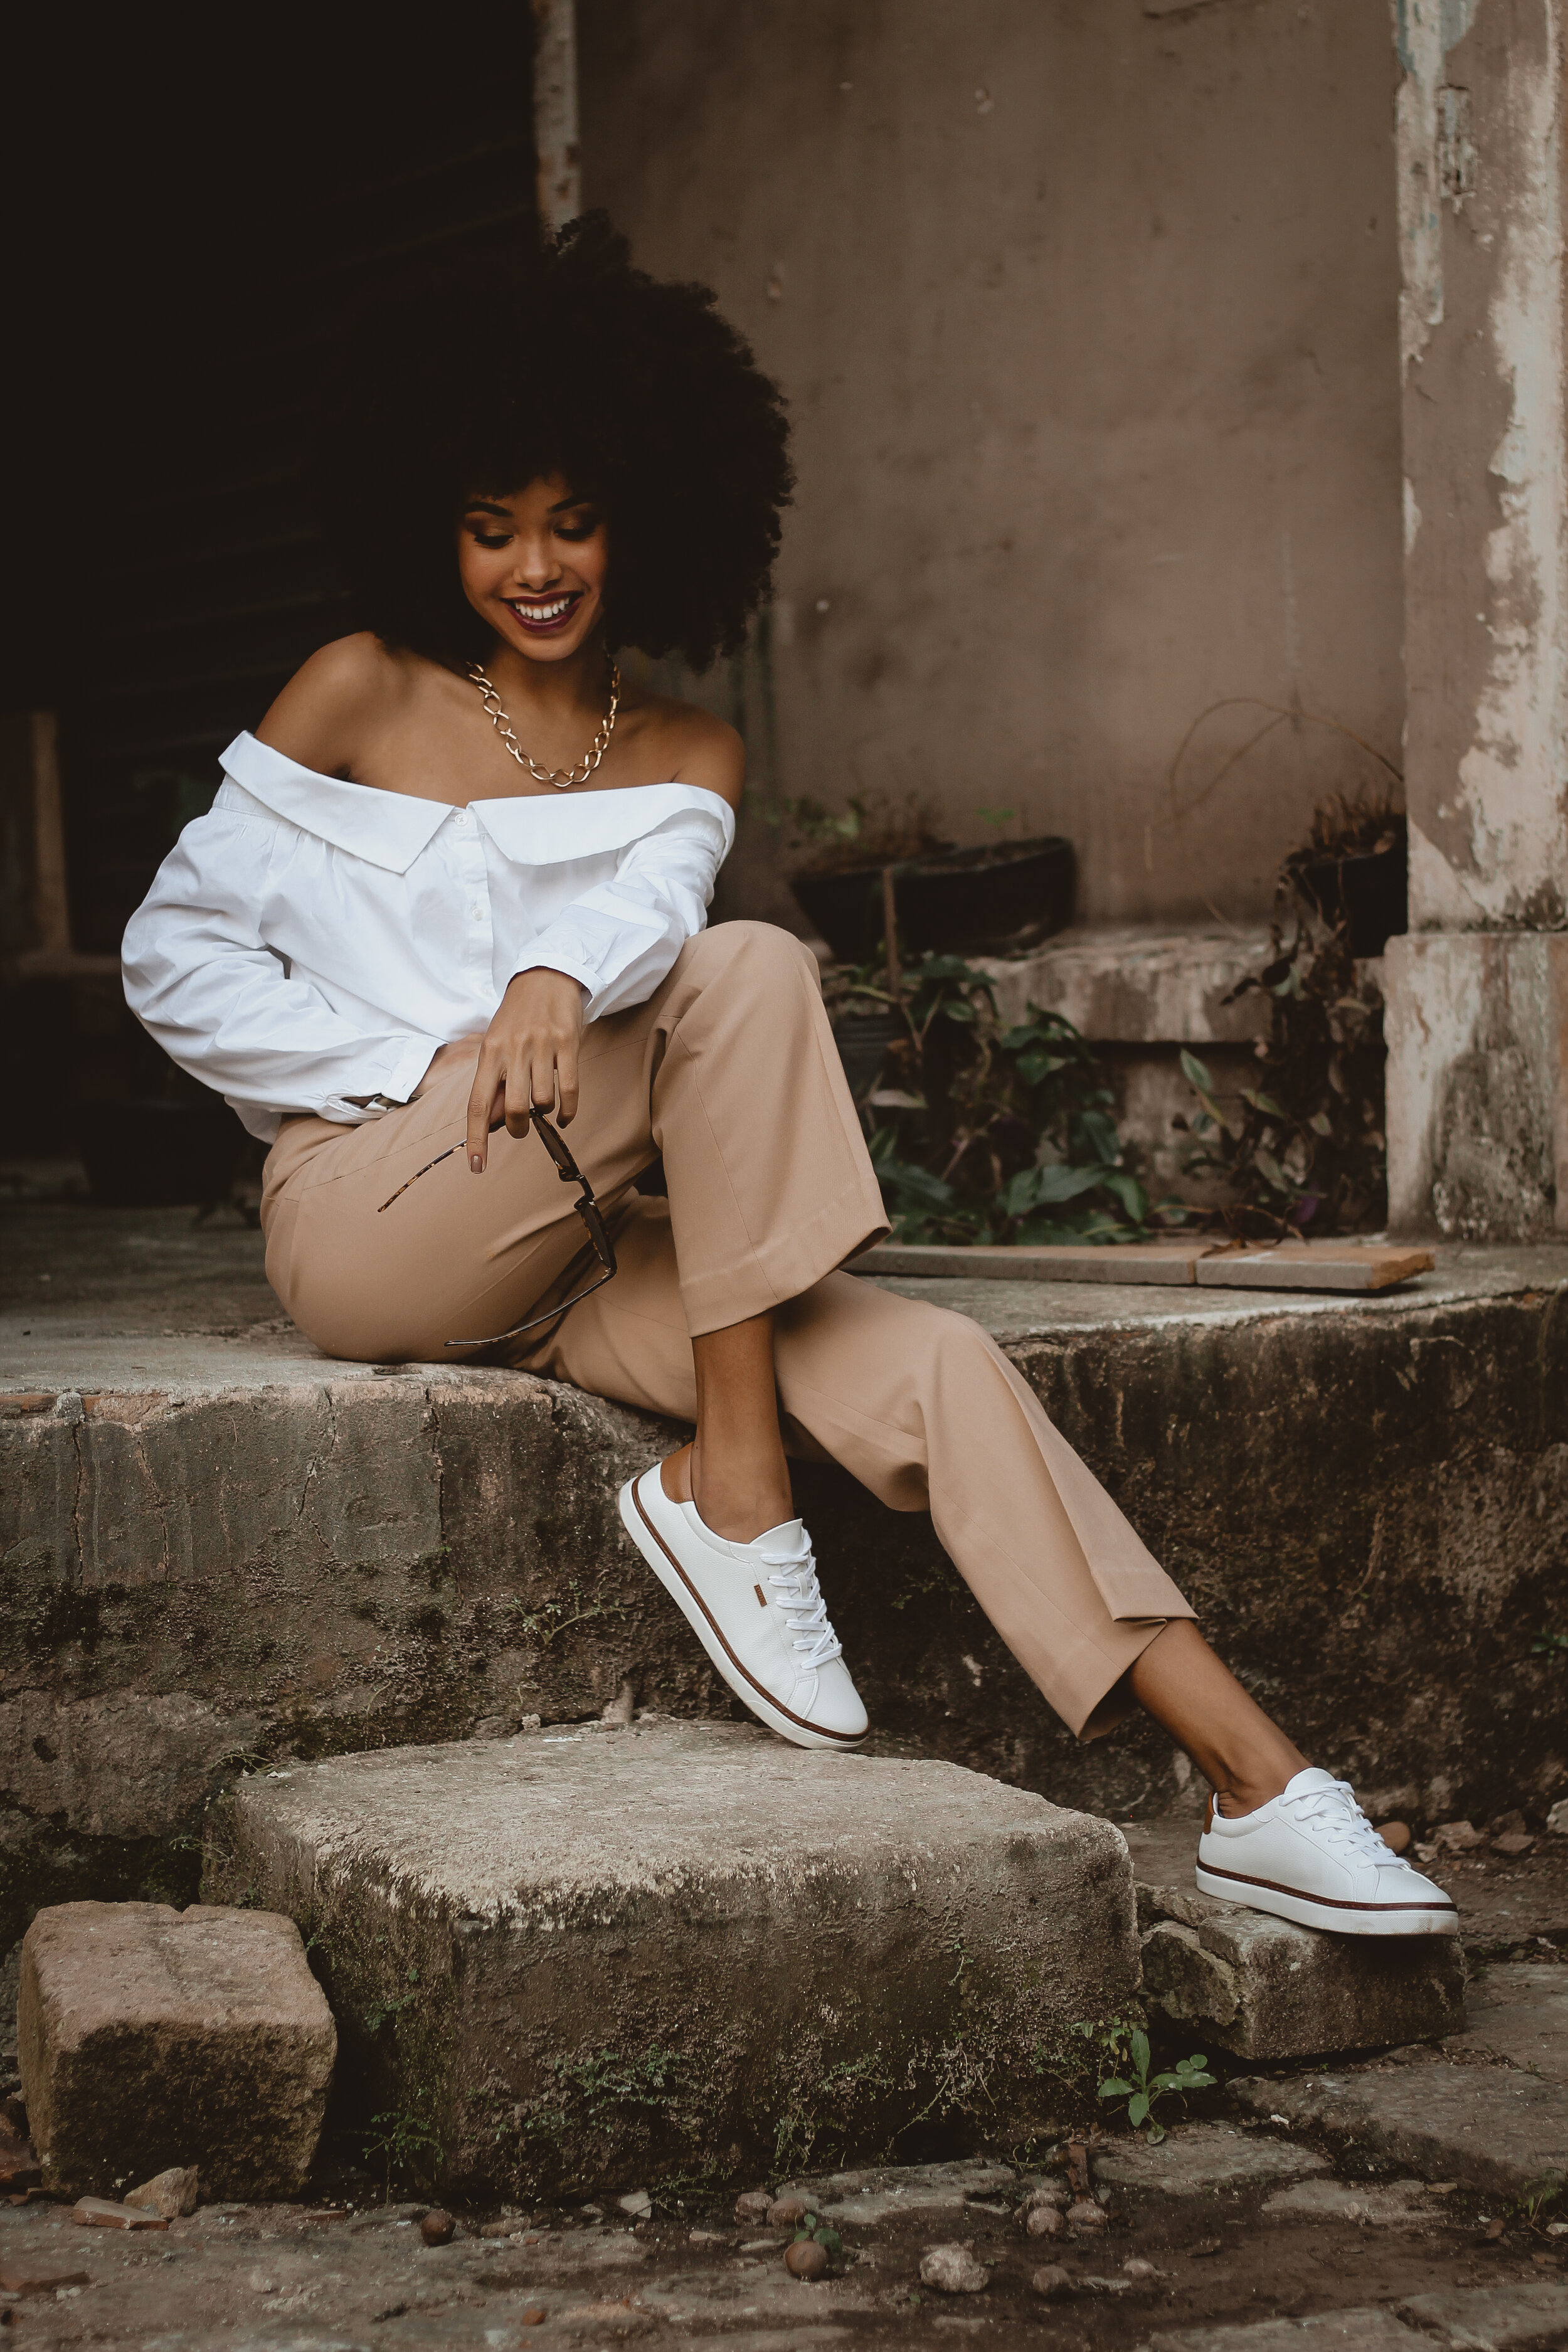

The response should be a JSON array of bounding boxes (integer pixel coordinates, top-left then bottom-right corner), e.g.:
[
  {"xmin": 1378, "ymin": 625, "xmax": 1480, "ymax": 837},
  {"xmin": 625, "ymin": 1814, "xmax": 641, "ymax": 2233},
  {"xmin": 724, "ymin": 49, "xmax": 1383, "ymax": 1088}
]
[{"xmin": 121, "ymin": 730, "xmax": 736, "ymax": 1142}]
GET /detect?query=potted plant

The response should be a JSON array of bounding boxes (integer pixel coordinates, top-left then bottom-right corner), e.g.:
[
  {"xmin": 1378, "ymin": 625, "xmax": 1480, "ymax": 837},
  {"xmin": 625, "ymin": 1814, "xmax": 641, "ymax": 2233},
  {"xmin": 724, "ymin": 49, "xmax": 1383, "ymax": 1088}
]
[
  {"xmin": 1284, "ymin": 795, "xmax": 1407, "ymax": 960},
  {"xmin": 786, "ymin": 797, "xmax": 1074, "ymax": 963}
]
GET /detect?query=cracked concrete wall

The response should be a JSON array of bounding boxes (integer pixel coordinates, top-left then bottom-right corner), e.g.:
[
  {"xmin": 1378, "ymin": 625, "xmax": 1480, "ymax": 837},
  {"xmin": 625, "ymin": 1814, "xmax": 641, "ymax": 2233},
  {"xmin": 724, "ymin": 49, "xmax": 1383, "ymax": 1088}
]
[
  {"xmin": 578, "ymin": 0, "xmax": 1404, "ymax": 928},
  {"xmin": 1387, "ymin": 0, "xmax": 1568, "ymax": 1232}
]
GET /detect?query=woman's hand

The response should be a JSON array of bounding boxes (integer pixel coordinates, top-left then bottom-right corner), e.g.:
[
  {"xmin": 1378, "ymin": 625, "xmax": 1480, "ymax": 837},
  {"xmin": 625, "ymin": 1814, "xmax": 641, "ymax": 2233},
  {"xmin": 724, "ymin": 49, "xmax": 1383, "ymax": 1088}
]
[
  {"xmin": 465, "ymin": 968, "xmax": 586, "ymax": 1172},
  {"xmin": 410, "ymin": 1037, "xmax": 484, "ymax": 1099}
]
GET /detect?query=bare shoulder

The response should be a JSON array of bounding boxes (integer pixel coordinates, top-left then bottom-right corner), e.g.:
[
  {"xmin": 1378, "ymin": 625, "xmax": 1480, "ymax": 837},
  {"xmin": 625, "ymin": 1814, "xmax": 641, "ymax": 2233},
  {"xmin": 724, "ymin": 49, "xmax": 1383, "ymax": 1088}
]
[
  {"xmin": 631, "ymin": 695, "xmax": 745, "ymax": 809},
  {"xmin": 255, "ymin": 634, "xmax": 418, "ymax": 777}
]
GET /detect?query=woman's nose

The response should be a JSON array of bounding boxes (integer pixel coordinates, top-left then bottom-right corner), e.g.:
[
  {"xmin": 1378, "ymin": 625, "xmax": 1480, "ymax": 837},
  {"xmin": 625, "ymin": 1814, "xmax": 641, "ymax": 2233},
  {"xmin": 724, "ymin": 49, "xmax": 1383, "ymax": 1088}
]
[{"xmin": 513, "ymin": 542, "xmax": 561, "ymax": 589}]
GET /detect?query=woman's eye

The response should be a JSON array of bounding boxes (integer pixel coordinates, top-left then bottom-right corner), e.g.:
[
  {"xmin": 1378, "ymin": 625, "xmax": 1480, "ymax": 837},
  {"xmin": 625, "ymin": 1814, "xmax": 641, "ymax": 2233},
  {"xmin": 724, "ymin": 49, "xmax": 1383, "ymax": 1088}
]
[{"xmin": 471, "ymin": 531, "xmax": 511, "ymax": 549}]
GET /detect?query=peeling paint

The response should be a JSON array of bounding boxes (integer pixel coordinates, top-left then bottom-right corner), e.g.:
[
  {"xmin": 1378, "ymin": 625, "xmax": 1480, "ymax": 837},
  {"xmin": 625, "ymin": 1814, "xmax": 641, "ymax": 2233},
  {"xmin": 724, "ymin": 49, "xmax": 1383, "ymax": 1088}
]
[{"xmin": 1392, "ymin": 0, "xmax": 1482, "ymax": 372}]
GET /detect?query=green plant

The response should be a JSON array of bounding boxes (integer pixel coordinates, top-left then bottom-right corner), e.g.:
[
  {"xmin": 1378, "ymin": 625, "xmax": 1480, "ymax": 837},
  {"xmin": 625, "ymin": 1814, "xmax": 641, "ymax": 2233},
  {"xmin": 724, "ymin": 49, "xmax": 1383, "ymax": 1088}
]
[
  {"xmin": 363, "ymin": 2088, "xmax": 443, "ymax": 2200},
  {"xmin": 1097, "ymin": 2028, "xmax": 1214, "ymax": 2142},
  {"xmin": 792, "ymin": 2213, "xmax": 844, "ymax": 2256},
  {"xmin": 1532, "ymin": 1632, "xmax": 1568, "ymax": 1659},
  {"xmin": 834, "ymin": 952, "xmax": 1186, "ymax": 1247}
]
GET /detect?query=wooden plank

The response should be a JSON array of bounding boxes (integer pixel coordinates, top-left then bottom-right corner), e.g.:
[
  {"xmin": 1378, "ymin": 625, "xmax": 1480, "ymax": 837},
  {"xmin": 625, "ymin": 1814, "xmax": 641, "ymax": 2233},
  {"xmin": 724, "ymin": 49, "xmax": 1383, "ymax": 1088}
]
[
  {"xmin": 1196, "ymin": 1246, "xmax": 1434, "ymax": 1294},
  {"xmin": 852, "ymin": 1240, "xmax": 1436, "ymax": 1294},
  {"xmin": 852, "ymin": 1244, "xmax": 1199, "ymax": 1285}
]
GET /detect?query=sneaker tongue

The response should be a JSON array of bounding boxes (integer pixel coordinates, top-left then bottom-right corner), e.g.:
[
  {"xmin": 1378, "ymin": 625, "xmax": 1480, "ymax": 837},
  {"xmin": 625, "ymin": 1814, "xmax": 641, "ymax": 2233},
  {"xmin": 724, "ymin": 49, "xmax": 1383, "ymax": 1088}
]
[
  {"xmin": 1281, "ymin": 1767, "xmax": 1338, "ymax": 1799},
  {"xmin": 755, "ymin": 1517, "xmax": 808, "ymax": 1557}
]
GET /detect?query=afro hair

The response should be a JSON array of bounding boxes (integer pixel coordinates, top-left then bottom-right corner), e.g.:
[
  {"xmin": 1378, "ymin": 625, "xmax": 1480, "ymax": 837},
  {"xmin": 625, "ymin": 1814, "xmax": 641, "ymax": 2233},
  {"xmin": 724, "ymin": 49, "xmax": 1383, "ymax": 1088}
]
[{"xmin": 316, "ymin": 215, "xmax": 793, "ymax": 674}]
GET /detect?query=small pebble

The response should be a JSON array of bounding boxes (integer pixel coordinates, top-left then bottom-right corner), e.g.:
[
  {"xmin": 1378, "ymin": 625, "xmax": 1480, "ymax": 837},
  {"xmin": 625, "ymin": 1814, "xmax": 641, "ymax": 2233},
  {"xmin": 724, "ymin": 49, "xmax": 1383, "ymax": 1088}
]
[
  {"xmin": 1192, "ymin": 2236, "xmax": 1223, "ymax": 2257},
  {"xmin": 1483, "ymin": 2216, "xmax": 1506, "ymax": 2242},
  {"xmin": 419, "ymin": 2210, "xmax": 455, "ymax": 2247},
  {"xmin": 1375, "ymin": 1820, "xmax": 1411, "ymax": 1855},
  {"xmin": 1493, "ymin": 1831, "xmax": 1535, "ymax": 1856},
  {"xmin": 768, "ymin": 2197, "xmax": 809, "ymax": 2228},
  {"xmin": 1124, "ymin": 2257, "xmax": 1158, "ymax": 2279},
  {"xmin": 785, "ymin": 2238, "xmax": 827, "ymax": 2280},
  {"xmin": 689, "ymin": 2228, "xmax": 729, "ymax": 2245},
  {"xmin": 1026, "ymin": 2203, "xmax": 1064, "ymax": 2238},
  {"xmin": 1547, "ymin": 2222, "xmax": 1568, "ymax": 2237},
  {"xmin": 520, "ymin": 2309, "xmax": 546, "ymax": 2328},
  {"xmin": 618, "ymin": 2189, "xmax": 652, "ymax": 2218},
  {"xmin": 734, "ymin": 2190, "xmax": 773, "ymax": 2225},
  {"xmin": 1022, "ymin": 2183, "xmax": 1064, "ymax": 2213},
  {"xmin": 1067, "ymin": 2199, "xmax": 1107, "ymax": 2230},
  {"xmin": 919, "ymin": 2243, "xmax": 989, "ymax": 2294},
  {"xmin": 1031, "ymin": 2262, "xmax": 1072, "ymax": 2301}
]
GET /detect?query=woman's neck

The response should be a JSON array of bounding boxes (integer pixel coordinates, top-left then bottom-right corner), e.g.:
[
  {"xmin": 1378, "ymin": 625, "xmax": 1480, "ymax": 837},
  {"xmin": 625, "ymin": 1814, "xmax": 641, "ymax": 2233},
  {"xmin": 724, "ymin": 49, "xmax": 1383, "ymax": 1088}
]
[{"xmin": 479, "ymin": 633, "xmax": 613, "ymax": 724}]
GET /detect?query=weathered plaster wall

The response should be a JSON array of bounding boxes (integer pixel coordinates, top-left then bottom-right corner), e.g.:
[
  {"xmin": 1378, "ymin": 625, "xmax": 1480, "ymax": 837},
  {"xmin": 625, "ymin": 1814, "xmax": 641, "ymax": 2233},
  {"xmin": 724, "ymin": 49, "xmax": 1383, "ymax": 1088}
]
[
  {"xmin": 1397, "ymin": 0, "xmax": 1568, "ymax": 929},
  {"xmin": 1385, "ymin": 0, "xmax": 1568, "ymax": 1235},
  {"xmin": 579, "ymin": 0, "xmax": 1404, "ymax": 926}
]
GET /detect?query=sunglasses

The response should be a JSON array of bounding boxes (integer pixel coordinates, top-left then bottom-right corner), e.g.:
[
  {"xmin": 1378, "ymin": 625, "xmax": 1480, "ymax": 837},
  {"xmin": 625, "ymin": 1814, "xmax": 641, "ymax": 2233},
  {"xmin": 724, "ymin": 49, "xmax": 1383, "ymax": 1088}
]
[{"xmin": 377, "ymin": 1110, "xmax": 618, "ymax": 1348}]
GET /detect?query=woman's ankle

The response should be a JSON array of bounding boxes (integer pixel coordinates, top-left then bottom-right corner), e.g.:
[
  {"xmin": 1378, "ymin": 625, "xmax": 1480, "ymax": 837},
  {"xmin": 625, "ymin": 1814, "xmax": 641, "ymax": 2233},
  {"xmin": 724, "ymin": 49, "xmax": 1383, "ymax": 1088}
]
[{"xmin": 660, "ymin": 1443, "xmax": 795, "ymax": 1544}]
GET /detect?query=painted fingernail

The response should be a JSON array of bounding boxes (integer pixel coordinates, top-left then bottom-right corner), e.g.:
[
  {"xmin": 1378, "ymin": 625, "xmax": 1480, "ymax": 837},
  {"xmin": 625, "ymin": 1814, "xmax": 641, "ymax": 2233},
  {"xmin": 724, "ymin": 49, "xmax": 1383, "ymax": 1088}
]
[{"xmin": 470, "ymin": 1154, "xmax": 484, "ymax": 1174}]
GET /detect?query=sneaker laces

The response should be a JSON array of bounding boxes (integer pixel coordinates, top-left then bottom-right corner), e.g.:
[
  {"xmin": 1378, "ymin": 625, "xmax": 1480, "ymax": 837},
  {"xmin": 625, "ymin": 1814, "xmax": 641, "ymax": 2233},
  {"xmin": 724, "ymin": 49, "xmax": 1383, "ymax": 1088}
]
[
  {"xmin": 763, "ymin": 1548, "xmax": 844, "ymax": 1671},
  {"xmin": 1283, "ymin": 1777, "xmax": 1409, "ymax": 1870}
]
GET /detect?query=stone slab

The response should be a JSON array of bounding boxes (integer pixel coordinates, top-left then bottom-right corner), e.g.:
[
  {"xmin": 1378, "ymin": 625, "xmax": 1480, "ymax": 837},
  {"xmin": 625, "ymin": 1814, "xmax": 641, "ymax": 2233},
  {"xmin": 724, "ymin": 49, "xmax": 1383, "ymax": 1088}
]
[
  {"xmin": 1092, "ymin": 2121, "xmax": 1327, "ymax": 2195},
  {"xmin": 4, "ymin": 1199, "xmax": 1568, "ymax": 1968},
  {"xmin": 204, "ymin": 1720, "xmax": 1139, "ymax": 2198},
  {"xmin": 1126, "ymin": 1819, "xmax": 1468, "ymax": 2059},
  {"xmin": 774, "ymin": 2156, "xmax": 1020, "ymax": 2223},
  {"xmin": 1397, "ymin": 2282, "xmax": 1568, "ymax": 2348},
  {"xmin": 1148, "ymin": 2316, "xmax": 1425, "ymax": 2351},
  {"xmin": 18, "ymin": 1900, "xmax": 335, "ymax": 2198},
  {"xmin": 1448, "ymin": 1963, "xmax": 1568, "ymax": 2080},
  {"xmin": 1260, "ymin": 2178, "xmax": 1448, "ymax": 2227},
  {"xmin": 1229, "ymin": 2060, "xmax": 1568, "ymax": 2203}
]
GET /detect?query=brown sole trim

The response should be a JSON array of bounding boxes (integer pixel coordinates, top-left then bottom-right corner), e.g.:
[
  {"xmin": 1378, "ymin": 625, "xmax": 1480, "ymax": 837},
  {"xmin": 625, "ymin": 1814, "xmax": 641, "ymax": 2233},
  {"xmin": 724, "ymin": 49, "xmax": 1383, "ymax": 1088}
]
[
  {"xmin": 1199, "ymin": 1860, "xmax": 1458, "ymax": 1916},
  {"xmin": 631, "ymin": 1476, "xmax": 864, "ymax": 1747}
]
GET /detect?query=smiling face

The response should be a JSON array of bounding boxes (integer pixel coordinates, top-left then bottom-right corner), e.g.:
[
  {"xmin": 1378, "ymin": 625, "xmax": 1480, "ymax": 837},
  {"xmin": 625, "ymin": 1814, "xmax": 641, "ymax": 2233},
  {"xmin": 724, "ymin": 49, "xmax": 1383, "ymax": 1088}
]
[{"xmin": 456, "ymin": 474, "xmax": 609, "ymax": 664}]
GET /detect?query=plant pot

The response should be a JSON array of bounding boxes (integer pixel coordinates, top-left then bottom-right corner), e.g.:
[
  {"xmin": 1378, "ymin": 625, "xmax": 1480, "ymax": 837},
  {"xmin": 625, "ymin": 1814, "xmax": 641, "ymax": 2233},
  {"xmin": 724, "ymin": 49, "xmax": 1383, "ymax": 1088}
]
[
  {"xmin": 792, "ymin": 835, "xmax": 1076, "ymax": 963},
  {"xmin": 896, "ymin": 835, "xmax": 1076, "ymax": 956},
  {"xmin": 71, "ymin": 1098, "xmax": 244, "ymax": 1207},
  {"xmin": 1292, "ymin": 822, "xmax": 1407, "ymax": 959},
  {"xmin": 831, "ymin": 1010, "xmax": 902, "ymax": 1101}
]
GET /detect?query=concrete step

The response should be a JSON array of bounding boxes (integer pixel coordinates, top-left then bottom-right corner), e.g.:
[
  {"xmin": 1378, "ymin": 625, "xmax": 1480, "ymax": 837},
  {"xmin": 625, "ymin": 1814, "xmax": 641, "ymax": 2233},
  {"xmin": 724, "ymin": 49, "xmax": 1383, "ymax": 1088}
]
[
  {"xmin": 1126, "ymin": 1820, "xmax": 1468, "ymax": 2059},
  {"xmin": 203, "ymin": 1719, "xmax": 1140, "ymax": 2197},
  {"xmin": 4, "ymin": 1200, "xmax": 1567, "ymax": 2005}
]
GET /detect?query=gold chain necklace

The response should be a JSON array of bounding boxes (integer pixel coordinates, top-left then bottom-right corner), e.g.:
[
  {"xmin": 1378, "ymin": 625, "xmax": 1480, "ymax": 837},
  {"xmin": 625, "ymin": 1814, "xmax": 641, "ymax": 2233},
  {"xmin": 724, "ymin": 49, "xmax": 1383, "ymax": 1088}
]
[{"xmin": 467, "ymin": 659, "xmax": 621, "ymax": 790}]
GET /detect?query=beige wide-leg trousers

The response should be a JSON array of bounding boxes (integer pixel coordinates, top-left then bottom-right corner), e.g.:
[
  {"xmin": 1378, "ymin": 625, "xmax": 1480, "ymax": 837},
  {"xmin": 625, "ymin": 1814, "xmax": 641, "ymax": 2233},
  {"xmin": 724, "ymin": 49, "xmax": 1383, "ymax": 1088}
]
[{"xmin": 261, "ymin": 920, "xmax": 1194, "ymax": 1737}]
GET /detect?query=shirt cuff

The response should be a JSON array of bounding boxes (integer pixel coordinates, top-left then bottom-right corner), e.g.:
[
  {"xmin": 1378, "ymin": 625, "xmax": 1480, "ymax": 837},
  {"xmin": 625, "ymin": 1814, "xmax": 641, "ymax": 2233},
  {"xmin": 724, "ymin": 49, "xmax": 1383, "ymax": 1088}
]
[{"xmin": 507, "ymin": 956, "xmax": 598, "ymax": 1010}]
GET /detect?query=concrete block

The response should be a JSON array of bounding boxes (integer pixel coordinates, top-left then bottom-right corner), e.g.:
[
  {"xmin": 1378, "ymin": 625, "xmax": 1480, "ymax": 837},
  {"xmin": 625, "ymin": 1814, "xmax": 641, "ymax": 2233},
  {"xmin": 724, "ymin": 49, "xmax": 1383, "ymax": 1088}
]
[
  {"xmin": 1385, "ymin": 931, "xmax": 1568, "ymax": 1239},
  {"xmin": 204, "ymin": 1720, "xmax": 1140, "ymax": 2198},
  {"xmin": 1229, "ymin": 2061, "xmax": 1568, "ymax": 2203},
  {"xmin": 1127, "ymin": 1823, "xmax": 1467, "ymax": 2060},
  {"xmin": 4, "ymin": 1214, "xmax": 1568, "ymax": 1952},
  {"xmin": 18, "ymin": 1901, "xmax": 336, "ymax": 2199}
]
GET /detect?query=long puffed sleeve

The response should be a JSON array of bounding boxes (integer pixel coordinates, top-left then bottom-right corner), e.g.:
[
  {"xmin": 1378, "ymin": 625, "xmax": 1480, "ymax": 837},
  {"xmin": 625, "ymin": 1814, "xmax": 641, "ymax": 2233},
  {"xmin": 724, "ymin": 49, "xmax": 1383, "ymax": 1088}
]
[
  {"xmin": 122, "ymin": 807, "xmax": 443, "ymax": 1140},
  {"xmin": 485, "ymin": 797, "xmax": 736, "ymax": 1021}
]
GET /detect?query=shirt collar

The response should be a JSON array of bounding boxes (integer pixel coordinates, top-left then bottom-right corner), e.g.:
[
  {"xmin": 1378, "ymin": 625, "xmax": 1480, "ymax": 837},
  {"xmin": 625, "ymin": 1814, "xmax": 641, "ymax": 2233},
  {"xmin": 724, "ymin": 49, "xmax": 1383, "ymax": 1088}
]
[
  {"xmin": 220, "ymin": 734, "xmax": 455, "ymax": 875},
  {"xmin": 220, "ymin": 733, "xmax": 736, "ymax": 874}
]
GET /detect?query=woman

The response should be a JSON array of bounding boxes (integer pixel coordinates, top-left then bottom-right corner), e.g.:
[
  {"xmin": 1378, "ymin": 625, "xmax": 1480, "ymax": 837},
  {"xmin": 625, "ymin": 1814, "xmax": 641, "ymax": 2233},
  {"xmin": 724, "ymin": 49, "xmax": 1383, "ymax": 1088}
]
[{"xmin": 123, "ymin": 218, "xmax": 1452, "ymax": 1941}]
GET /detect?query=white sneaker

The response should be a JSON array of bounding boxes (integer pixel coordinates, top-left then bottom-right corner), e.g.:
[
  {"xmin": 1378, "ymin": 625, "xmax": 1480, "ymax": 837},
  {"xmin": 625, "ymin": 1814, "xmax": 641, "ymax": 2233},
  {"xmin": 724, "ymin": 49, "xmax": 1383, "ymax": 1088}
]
[
  {"xmin": 618, "ymin": 1464, "xmax": 869, "ymax": 1751},
  {"xmin": 1195, "ymin": 1767, "xmax": 1459, "ymax": 1937}
]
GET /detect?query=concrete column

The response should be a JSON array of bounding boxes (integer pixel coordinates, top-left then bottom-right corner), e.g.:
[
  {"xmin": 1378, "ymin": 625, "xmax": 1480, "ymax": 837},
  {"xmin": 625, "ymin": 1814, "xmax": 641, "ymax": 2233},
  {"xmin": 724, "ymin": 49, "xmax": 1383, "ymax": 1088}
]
[
  {"xmin": 532, "ymin": 0, "xmax": 580, "ymax": 235},
  {"xmin": 1386, "ymin": 0, "xmax": 1568, "ymax": 1234}
]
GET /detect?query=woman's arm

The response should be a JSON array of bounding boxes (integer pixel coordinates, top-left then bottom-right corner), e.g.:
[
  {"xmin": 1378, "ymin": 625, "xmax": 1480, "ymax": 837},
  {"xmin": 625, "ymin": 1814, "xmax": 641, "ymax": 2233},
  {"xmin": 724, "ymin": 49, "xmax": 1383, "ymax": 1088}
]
[{"xmin": 122, "ymin": 803, "xmax": 443, "ymax": 1126}]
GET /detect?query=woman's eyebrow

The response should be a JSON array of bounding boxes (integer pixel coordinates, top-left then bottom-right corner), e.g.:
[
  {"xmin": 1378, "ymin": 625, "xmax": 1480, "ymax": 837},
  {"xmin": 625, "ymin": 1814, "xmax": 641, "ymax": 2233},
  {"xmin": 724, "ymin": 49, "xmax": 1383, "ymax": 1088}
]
[
  {"xmin": 548, "ymin": 492, "xmax": 593, "ymax": 513},
  {"xmin": 465, "ymin": 499, "xmax": 513, "ymax": 518}
]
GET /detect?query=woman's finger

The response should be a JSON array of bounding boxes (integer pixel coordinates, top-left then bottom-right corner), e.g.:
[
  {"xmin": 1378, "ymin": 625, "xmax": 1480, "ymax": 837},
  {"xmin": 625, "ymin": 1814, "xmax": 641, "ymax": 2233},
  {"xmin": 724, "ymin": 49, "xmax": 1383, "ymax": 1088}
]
[
  {"xmin": 503, "ymin": 1051, "xmax": 534, "ymax": 1140},
  {"xmin": 555, "ymin": 1035, "xmax": 580, "ymax": 1126},
  {"xmin": 529, "ymin": 1046, "xmax": 561, "ymax": 1126},
  {"xmin": 467, "ymin": 1052, "xmax": 501, "ymax": 1172}
]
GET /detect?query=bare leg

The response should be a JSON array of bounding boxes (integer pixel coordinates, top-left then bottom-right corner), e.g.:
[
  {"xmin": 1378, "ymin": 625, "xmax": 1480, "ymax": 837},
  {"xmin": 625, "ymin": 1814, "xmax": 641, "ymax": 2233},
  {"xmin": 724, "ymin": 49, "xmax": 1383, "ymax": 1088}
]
[
  {"xmin": 661, "ymin": 1321, "xmax": 1310, "ymax": 1799},
  {"xmin": 1127, "ymin": 1619, "xmax": 1309, "ymax": 1817},
  {"xmin": 661, "ymin": 1311, "xmax": 795, "ymax": 1540}
]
